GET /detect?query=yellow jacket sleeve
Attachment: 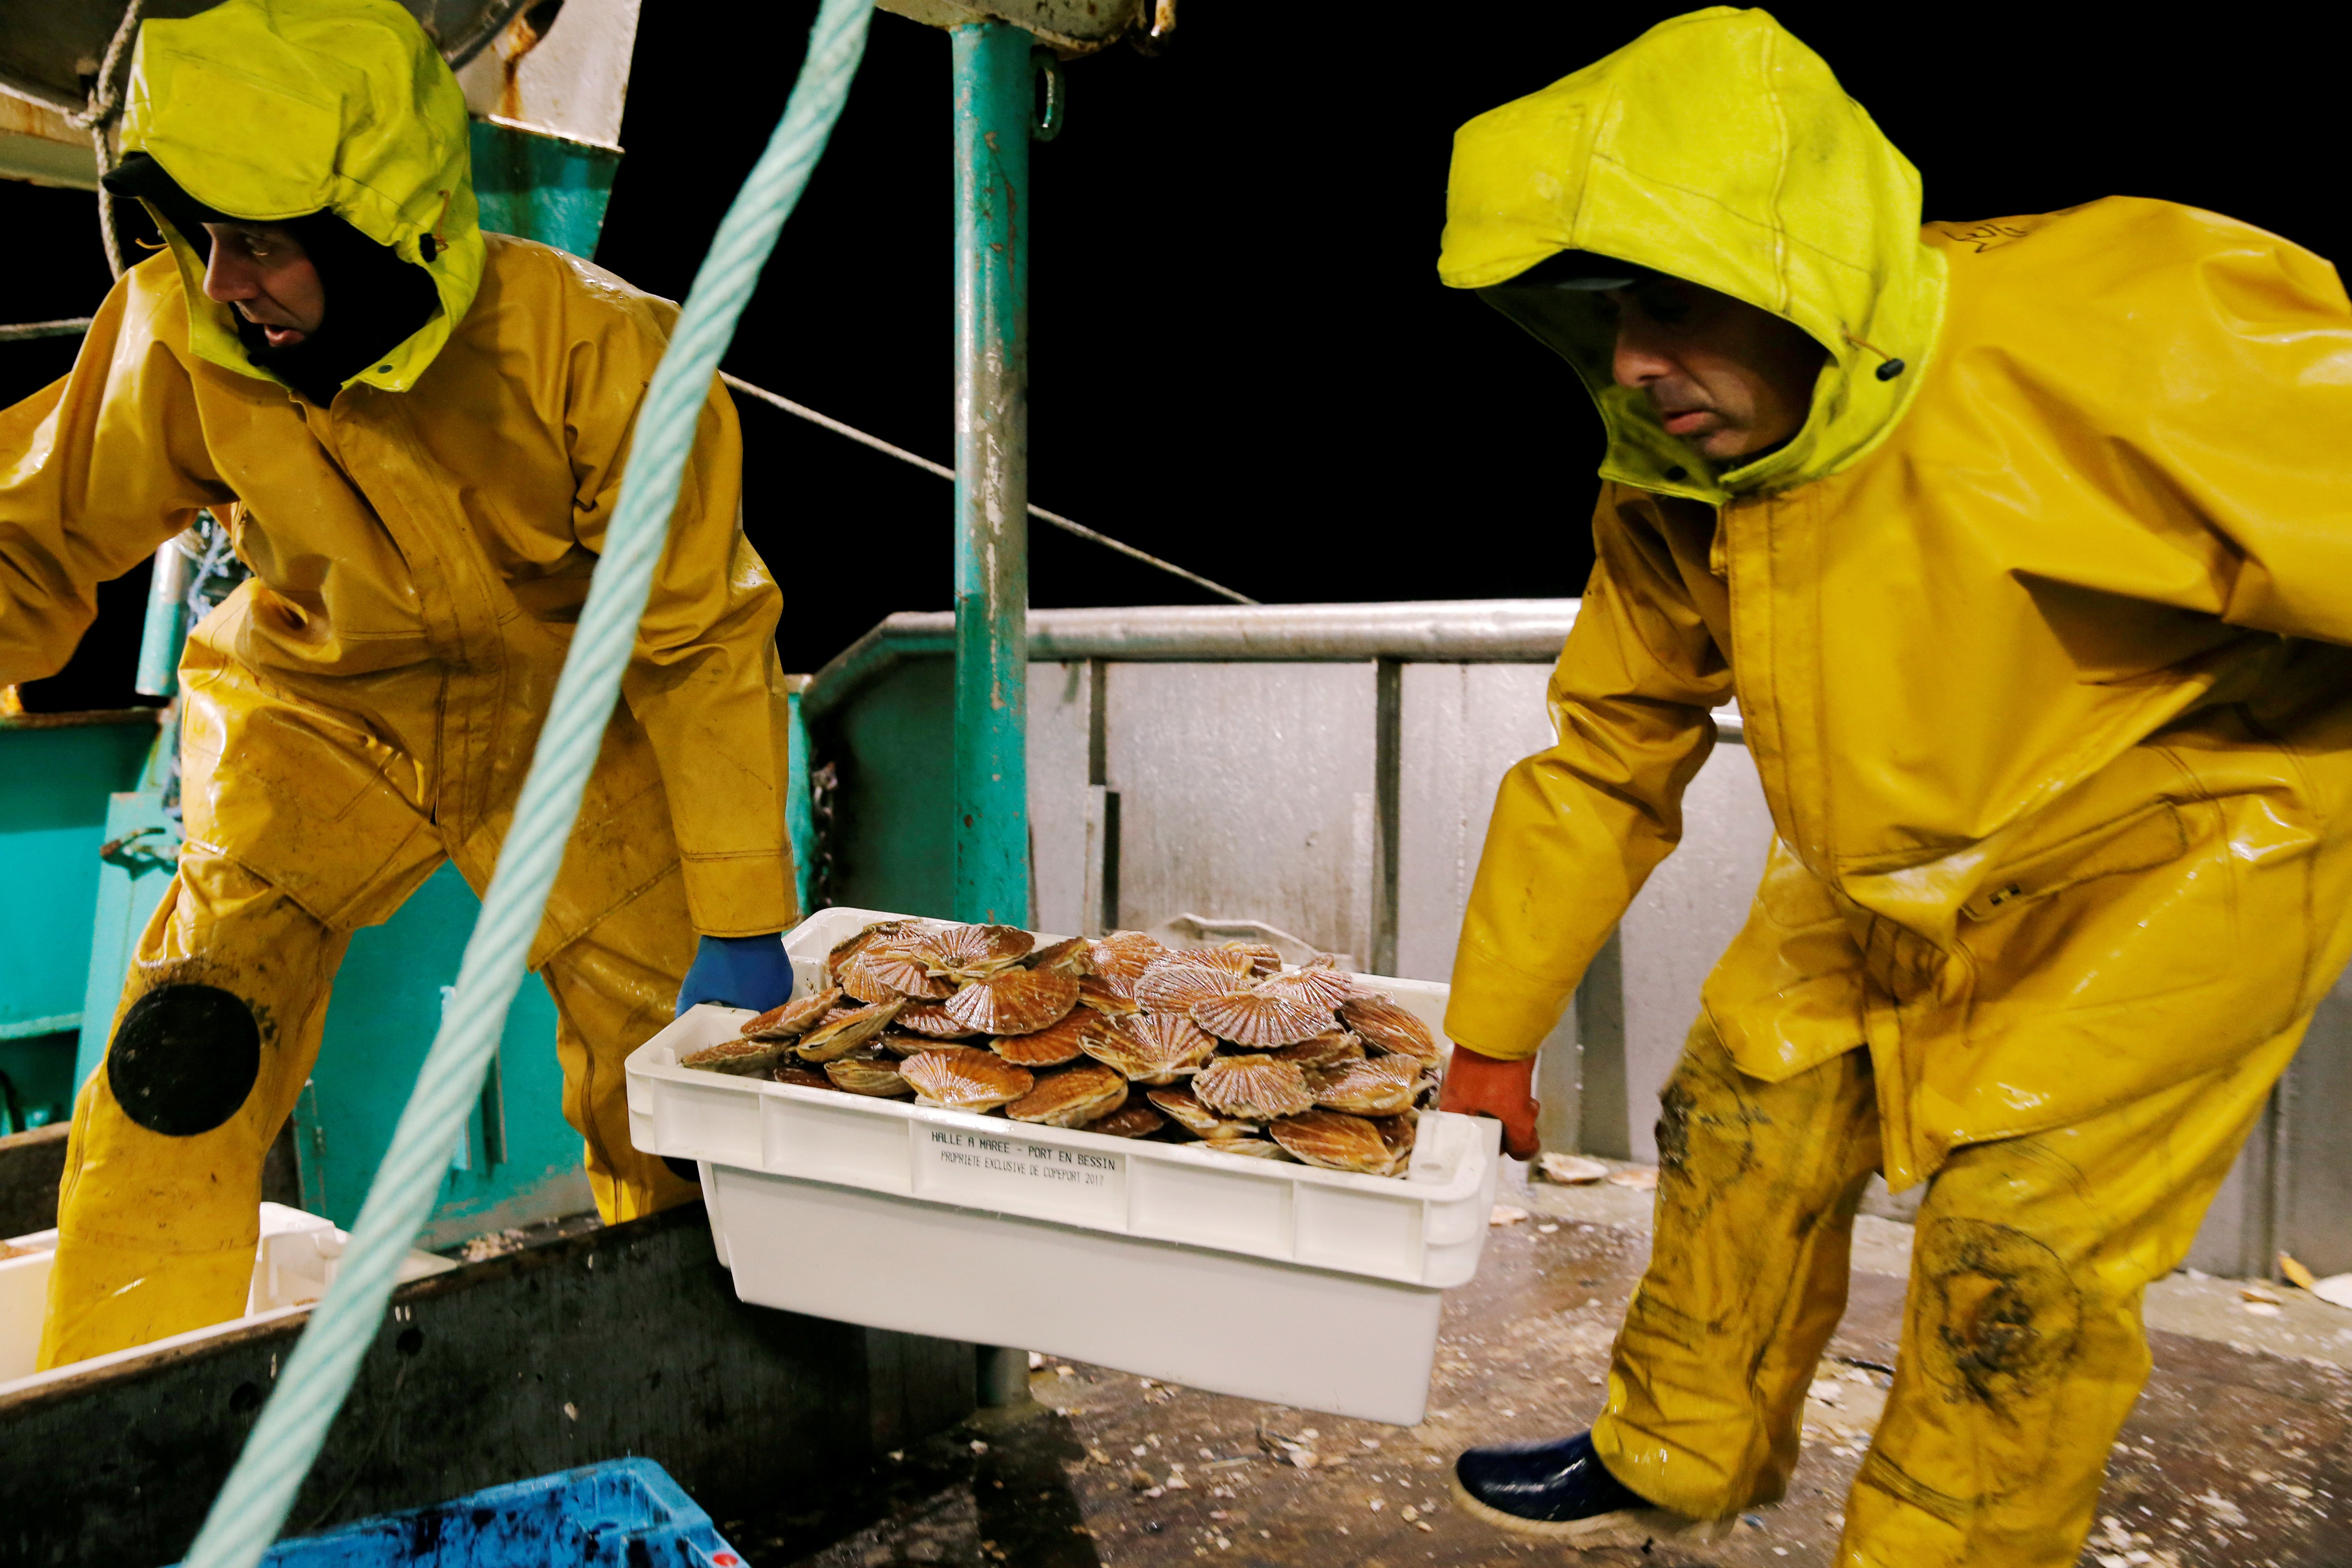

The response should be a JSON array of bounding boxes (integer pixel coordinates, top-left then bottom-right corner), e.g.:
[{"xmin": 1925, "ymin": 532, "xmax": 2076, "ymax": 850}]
[
  {"xmin": 1444, "ymin": 485, "xmax": 1731, "ymax": 1060},
  {"xmin": 0, "ymin": 263, "xmax": 231, "ymax": 686},
  {"xmin": 567, "ymin": 294, "xmax": 796, "ymax": 938}
]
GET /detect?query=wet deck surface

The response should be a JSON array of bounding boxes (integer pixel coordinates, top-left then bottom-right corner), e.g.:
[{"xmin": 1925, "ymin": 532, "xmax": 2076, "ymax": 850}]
[{"xmin": 722, "ymin": 1176, "xmax": 2352, "ymax": 1568}]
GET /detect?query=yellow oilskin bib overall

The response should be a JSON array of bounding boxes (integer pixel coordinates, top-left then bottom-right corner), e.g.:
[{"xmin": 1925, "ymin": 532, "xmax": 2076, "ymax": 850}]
[
  {"xmin": 1436, "ymin": 9, "xmax": 2352, "ymax": 1564},
  {"xmin": 0, "ymin": 0, "xmax": 797, "ymax": 1367}
]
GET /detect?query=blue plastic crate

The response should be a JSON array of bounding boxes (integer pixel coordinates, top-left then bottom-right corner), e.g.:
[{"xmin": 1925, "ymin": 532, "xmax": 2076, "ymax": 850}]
[{"xmin": 217, "ymin": 1458, "xmax": 744, "ymax": 1567}]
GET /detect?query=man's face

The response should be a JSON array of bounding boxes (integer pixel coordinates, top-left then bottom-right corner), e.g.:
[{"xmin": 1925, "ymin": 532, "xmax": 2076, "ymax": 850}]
[
  {"xmin": 1603, "ymin": 278, "xmax": 1826, "ymax": 462},
  {"xmin": 201, "ymin": 222, "xmax": 324, "ymax": 347}
]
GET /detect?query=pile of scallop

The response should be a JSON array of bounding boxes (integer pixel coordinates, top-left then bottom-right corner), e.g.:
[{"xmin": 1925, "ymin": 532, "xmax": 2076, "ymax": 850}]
[{"xmin": 678, "ymin": 920, "xmax": 1444, "ymax": 1177}]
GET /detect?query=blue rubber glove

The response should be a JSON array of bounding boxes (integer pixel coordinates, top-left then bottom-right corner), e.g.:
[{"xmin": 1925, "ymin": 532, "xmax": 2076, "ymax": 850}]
[{"xmin": 676, "ymin": 933, "xmax": 794, "ymax": 1016}]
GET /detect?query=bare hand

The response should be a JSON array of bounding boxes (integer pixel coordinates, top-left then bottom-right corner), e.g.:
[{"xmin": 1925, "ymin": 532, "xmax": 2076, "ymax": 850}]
[{"xmin": 1436, "ymin": 1045, "xmax": 1540, "ymax": 1160}]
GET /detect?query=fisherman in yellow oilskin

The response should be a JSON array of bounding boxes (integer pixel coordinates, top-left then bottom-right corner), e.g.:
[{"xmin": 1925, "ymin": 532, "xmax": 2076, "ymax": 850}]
[
  {"xmin": 0, "ymin": 0, "xmax": 803, "ymax": 1370},
  {"xmin": 1431, "ymin": 9, "xmax": 2352, "ymax": 1566}
]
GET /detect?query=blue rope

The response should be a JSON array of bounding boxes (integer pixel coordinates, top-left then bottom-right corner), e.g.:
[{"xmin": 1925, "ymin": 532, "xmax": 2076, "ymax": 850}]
[{"xmin": 178, "ymin": 3, "xmax": 873, "ymax": 1560}]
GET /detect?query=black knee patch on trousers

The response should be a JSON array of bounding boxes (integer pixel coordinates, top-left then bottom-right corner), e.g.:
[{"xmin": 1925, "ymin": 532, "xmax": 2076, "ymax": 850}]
[{"xmin": 108, "ymin": 983, "xmax": 262, "ymax": 1137}]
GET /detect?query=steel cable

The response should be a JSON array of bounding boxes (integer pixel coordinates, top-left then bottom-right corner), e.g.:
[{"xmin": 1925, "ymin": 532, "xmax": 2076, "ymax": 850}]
[{"xmin": 175, "ymin": 1, "xmax": 874, "ymax": 1561}]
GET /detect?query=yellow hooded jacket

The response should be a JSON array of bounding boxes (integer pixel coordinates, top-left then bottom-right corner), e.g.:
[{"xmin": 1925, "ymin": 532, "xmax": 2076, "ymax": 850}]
[
  {"xmin": 1438, "ymin": 7, "xmax": 2352, "ymax": 1187},
  {"xmin": 0, "ymin": 0, "xmax": 797, "ymax": 947}
]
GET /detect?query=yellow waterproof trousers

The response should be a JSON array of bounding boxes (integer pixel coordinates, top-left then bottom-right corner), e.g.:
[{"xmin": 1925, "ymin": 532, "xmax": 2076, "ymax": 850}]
[
  {"xmin": 37, "ymin": 848, "xmax": 701, "ymax": 1370},
  {"xmin": 1592, "ymin": 1015, "xmax": 2302, "ymax": 1568}
]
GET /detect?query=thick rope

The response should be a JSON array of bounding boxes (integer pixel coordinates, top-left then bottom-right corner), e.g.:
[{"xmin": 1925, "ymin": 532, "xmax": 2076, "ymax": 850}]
[
  {"xmin": 174, "ymin": 2, "xmax": 873, "ymax": 1562},
  {"xmin": 720, "ymin": 371, "xmax": 1255, "ymax": 605},
  {"xmin": 71, "ymin": 0, "xmax": 147, "ymax": 280}
]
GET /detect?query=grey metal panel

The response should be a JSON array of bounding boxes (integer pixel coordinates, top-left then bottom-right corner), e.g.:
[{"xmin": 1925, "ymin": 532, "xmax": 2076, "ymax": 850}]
[
  {"xmin": 1102, "ymin": 663, "xmax": 1378, "ymax": 963},
  {"xmin": 2280, "ymin": 963, "xmax": 2352, "ymax": 1275},
  {"xmin": 1609, "ymin": 742, "xmax": 1777, "ymax": 1162},
  {"xmin": 1025, "ymin": 661, "xmax": 1093, "ymax": 937}
]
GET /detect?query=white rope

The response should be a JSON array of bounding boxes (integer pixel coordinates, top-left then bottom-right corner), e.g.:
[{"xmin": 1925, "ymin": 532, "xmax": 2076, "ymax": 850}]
[{"xmin": 720, "ymin": 371, "xmax": 1258, "ymax": 606}]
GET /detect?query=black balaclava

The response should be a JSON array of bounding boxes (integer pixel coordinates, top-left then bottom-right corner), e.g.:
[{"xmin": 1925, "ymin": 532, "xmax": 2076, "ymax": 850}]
[{"xmin": 103, "ymin": 152, "xmax": 442, "ymax": 405}]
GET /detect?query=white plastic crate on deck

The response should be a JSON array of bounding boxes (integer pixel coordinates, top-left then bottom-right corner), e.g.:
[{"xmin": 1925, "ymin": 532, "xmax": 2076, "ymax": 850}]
[{"xmin": 626, "ymin": 906, "xmax": 1503, "ymax": 1425}]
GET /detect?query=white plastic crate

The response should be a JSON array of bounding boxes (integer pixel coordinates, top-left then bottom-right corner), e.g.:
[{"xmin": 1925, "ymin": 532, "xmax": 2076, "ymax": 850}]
[
  {"xmin": 626, "ymin": 906, "xmax": 1501, "ymax": 1425},
  {"xmin": 0, "ymin": 1202, "xmax": 455, "ymax": 1389}
]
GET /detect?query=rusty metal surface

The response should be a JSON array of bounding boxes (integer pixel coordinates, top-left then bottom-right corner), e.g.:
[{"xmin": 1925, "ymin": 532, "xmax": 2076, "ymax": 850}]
[
  {"xmin": 877, "ymin": 0, "xmax": 1150, "ymax": 53},
  {"xmin": 715, "ymin": 1205, "xmax": 2352, "ymax": 1567},
  {"xmin": 0, "ymin": 0, "xmax": 530, "ymax": 113}
]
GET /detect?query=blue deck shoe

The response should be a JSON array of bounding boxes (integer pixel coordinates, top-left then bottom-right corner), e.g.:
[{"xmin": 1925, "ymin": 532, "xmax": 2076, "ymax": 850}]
[{"xmin": 1450, "ymin": 1430, "xmax": 1734, "ymax": 1547}]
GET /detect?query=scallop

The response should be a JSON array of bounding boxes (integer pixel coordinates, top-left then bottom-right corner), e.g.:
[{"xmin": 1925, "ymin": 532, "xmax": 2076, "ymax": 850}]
[
  {"xmin": 681, "ymin": 1037, "xmax": 790, "ymax": 1078},
  {"xmin": 773, "ymin": 1062, "xmax": 837, "ymax": 1092},
  {"xmin": 1190, "ymin": 982, "xmax": 1336, "ymax": 1049},
  {"xmin": 1371, "ymin": 1110, "xmax": 1418, "ymax": 1173},
  {"xmin": 1258, "ymin": 966, "xmax": 1360, "ymax": 1010},
  {"xmin": 1082, "ymin": 1011, "xmax": 1220, "ymax": 1084},
  {"xmin": 874, "ymin": 1030, "xmax": 937, "ymax": 1057},
  {"xmin": 1218, "ymin": 940, "xmax": 1284, "ymax": 976},
  {"xmin": 842, "ymin": 945, "xmax": 955, "ymax": 1002},
  {"xmin": 919, "ymin": 923, "xmax": 1034, "ymax": 981},
  {"xmin": 944, "ymin": 966, "xmax": 1080, "ymax": 1035},
  {"xmin": 1134, "ymin": 957, "xmax": 1250, "ymax": 1012},
  {"xmin": 1271, "ymin": 1030, "xmax": 1364, "ymax": 1068},
  {"xmin": 1177, "ymin": 946, "xmax": 1261, "ymax": 978},
  {"xmin": 1087, "ymin": 1102, "xmax": 1166, "ymax": 1139},
  {"xmin": 1143, "ymin": 1086, "xmax": 1258, "ymax": 1141},
  {"xmin": 1076, "ymin": 976, "xmax": 1141, "ymax": 1016},
  {"xmin": 793, "ymin": 998, "xmax": 906, "ymax": 1062},
  {"xmin": 993, "ymin": 1008, "xmax": 1118, "ymax": 1068},
  {"xmin": 1087, "ymin": 930, "xmax": 1167, "ymax": 983},
  {"xmin": 1269, "ymin": 1110, "xmax": 1392, "ymax": 1174},
  {"xmin": 1006, "ymin": 1063, "xmax": 1129, "ymax": 1127},
  {"xmin": 900, "ymin": 1046, "xmax": 1034, "ymax": 1112},
  {"xmin": 1307, "ymin": 1055, "xmax": 1421, "ymax": 1117},
  {"xmin": 1339, "ymin": 995, "xmax": 1442, "ymax": 1066},
  {"xmin": 739, "ymin": 987, "xmax": 842, "ymax": 1041},
  {"xmin": 894, "ymin": 1000, "xmax": 981, "ymax": 1040},
  {"xmin": 1193, "ymin": 1053, "xmax": 1315, "ymax": 1121},
  {"xmin": 827, "ymin": 919, "xmax": 926, "ymax": 984},
  {"xmin": 1027, "ymin": 935, "xmax": 1093, "ymax": 976},
  {"xmin": 825, "ymin": 1048, "xmax": 913, "ymax": 1098}
]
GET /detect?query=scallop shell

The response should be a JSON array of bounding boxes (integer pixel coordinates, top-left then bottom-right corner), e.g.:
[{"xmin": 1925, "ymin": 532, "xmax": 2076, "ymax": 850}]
[
  {"xmin": 893, "ymin": 1000, "xmax": 981, "ymax": 1040},
  {"xmin": 1218, "ymin": 941, "xmax": 1284, "ymax": 976},
  {"xmin": 1271, "ymin": 1030, "xmax": 1364, "ymax": 1068},
  {"xmin": 1307, "ymin": 1055, "xmax": 1421, "ymax": 1117},
  {"xmin": 842, "ymin": 945, "xmax": 956, "ymax": 1002},
  {"xmin": 993, "ymin": 1008, "xmax": 1119, "ymax": 1068},
  {"xmin": 1082, "ymin": 1012, "xmax": 1220, "ymax": 1084},
  {"xmin": 1087, "ymin": 931, "xmax": 1167, "ymax": 983},
  {"xmin": 1338, "ymin": 995, "xmax": 1441, "ymax": 1066},
  {"xmin": 825, "ymin": 1048, "xmax": 913, "ymax": 1098},
  {"xmin": 681, "ymin": 1037, "xmax": 790, "ymax": 1077},
  {"xmin": 874, "ymin": 1030, "xmax": 936, "ymax": 1057},
  {"xmin": 1027, "ymin": 935, "xmax": 1093, "ymax": 976},
  {"xmin": 1087, "ymin": 1102, "xmax": 1166, "ymax": 1139},
  {"xmin": 1371, "ymin": 1110, "xmax": 1418, "ymax": 1172},
  {"xmin": 827, "ymin": 919, "xmax": 924, "ymax": 984},
  {"xmin": 944, "ymin": 967, "xmax": 1080, "ymax": 1035},
  {"xmin": 1269, "ymin": 1110, "xmax": 1393, "ymax": 1174},
  {"xmin": 1134, "ymin": 958, "xmax": 1250, "ymax": 1012},
  {"xmin": 740, "ymin": 987, "xmax": 842, "ymax": 1041},
  {"xmin": 1006, "ymin": 1063, "xmax": 1129, "ymax": 1127},
  {"xmin": 1192, "ymin": 1053, "xmax": 1315, "ymax": 1120},
  {"xmin": 1190, "ymin": 983, "xmax": 1336, "ymax": 1049},
  {"xmin": 1259, "ymin": 966, "xmax": 1360, "ymax": 1010},
  {"xmin": 900, "ymin": 1046, "xmax": 1034, "ymax": 1112},
  {"xmin": 919, "ymin": 923, "xmax": 1034, "ymax": 980},
  {"xmin": 1143, "ymin": 1086, "xmax": 1257, "ymax": 1141},
  {"xmin": 1076, "ymin": 976, "xmax": 1141, "ymax": 1016},
  {"xmin": 1175, "ymin": 946, "xmax": 1261, "ymax": 978},
  {"xmin": 793, "ymin": 998, "xmax": 906, "ymax": 1061},
  {"xmin": 773, "ymin": 1062, "xmax": 837, "ymax": 1092}
]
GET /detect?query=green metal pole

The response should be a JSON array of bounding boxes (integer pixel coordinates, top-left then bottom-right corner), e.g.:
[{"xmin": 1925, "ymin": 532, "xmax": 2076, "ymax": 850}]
[{"xmin": 951, "ymin": 22, "xmax": 1031, "ymax": 929}]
